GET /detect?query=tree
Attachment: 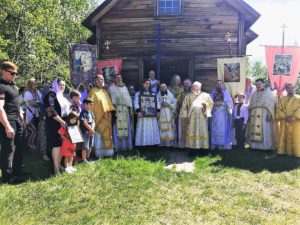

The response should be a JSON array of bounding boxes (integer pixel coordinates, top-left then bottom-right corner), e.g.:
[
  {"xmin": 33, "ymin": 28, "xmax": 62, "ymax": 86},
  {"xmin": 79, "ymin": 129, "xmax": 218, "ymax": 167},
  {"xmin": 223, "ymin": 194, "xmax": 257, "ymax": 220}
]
[
  {"xmin": 248, "ymin": 59, "xmax": 269, "ymax": 84},
  {"xmin": 296, "ymin": 73, "xmax": 300, "ymax": 94},
  {"xmin": 0, "ymin": 0, "xmax": 97, "ymax": 87}
]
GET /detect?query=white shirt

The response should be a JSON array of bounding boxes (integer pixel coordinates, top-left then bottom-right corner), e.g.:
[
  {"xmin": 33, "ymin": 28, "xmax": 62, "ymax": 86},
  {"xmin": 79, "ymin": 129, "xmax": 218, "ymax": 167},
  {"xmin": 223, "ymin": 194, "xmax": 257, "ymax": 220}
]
[{"xmin": 233, "ymin": 103, "xmax": 248, "ymax": 125}]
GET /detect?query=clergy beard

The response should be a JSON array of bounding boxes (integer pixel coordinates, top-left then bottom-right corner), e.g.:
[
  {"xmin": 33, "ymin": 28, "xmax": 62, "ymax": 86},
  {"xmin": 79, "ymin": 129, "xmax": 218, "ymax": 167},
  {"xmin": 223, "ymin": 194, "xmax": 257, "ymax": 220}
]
[
  {"xmin": 216, "ymin": 87, "xmax": 222, "ymax": 92},
  {"xmin": 117, "ymin": 82, "xmax": 124, "ymax": 87},
  {"xmin": 161, "ymin": 91, "xmax": 167, "ymax": 96}
]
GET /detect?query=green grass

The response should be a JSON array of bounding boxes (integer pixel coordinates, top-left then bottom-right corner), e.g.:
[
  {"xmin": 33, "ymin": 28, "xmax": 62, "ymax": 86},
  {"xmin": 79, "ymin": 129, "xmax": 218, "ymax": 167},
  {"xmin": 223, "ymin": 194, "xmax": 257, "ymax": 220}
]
[{"xmin": 0, "ymin": 149, "xmax": 299, "ymax": 225}]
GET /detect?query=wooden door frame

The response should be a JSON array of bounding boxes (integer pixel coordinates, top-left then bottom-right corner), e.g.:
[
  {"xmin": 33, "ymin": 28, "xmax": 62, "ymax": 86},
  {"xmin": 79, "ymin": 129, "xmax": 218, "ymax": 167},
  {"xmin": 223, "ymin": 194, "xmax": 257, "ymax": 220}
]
[{"xmin": 141, "ymin": 55, "xmax": 194, "ymax": 82}]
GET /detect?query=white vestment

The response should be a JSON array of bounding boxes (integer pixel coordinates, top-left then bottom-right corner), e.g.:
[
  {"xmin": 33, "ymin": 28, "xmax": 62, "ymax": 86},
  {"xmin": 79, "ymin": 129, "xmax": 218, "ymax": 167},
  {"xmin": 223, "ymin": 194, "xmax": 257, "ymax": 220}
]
[
  {"xmin": 157, "ymin": 90, "xmax": 177, "ymax": 147},
  {"xmin": 134, "ymin": 91, "xmax": 160, "ymax": 146}
]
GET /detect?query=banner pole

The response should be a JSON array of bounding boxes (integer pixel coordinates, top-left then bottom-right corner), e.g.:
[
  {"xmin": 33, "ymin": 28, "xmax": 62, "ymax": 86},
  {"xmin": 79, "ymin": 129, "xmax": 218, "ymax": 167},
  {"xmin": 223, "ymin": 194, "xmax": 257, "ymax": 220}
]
[{"xmin": 278, "ymin": 24, "xmax": 287, "ymax": 99}]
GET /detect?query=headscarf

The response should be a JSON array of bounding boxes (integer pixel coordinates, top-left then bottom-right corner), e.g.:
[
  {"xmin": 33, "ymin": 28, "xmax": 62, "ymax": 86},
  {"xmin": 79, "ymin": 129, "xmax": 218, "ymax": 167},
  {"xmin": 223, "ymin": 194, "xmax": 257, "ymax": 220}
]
[
  {"xmin": 52, "ymin": 77, "xmax": 70, "ymax": 117},
  {"xmin": 52, "ymin": 77, "xmax": 63, "ymax": 94}
]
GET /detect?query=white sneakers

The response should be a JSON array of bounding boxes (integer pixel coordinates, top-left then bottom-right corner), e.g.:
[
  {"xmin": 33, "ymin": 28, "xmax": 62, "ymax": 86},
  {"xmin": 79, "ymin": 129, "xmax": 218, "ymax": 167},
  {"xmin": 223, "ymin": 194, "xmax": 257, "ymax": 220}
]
[{"xmin": 65, "ymin": 166, "xmax": 77, "ymax": 174}]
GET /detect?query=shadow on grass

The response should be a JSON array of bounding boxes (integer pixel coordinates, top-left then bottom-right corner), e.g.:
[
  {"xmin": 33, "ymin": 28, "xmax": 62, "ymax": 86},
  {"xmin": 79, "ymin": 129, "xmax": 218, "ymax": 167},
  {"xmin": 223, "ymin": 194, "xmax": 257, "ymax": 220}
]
[
  {"xmin": 22, "ymin": 152, "xmax": 53, "ymax": 182},
  {"xmin": 114, "ymin": 146, "xmax": 170, "ymax": 163},
  {"xmin": 19, "ymin": 147, "xmax": 171, "ymax": 183},
  {"xmin": 13, "ymin": 147, "xmax": 300, "ymax": 184},
  {"xmin": 117, "ymin": 147, "xmax": 300, "ymax": 173},
  {"xmin": 211, "ymin": 149, "xmax": 300, "ymax": 173}
]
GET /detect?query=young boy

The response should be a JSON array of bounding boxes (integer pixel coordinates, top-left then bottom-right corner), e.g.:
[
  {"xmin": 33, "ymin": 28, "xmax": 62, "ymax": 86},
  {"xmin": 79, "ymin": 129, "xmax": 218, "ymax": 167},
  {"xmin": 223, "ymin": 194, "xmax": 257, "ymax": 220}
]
[
  {"xmin": 70, "ymin": 90, "xmax": 82, "ymax": 162},
  {"xmin": 70, "ymin": 90, "xmax": 81, "ymax": 114},
  {"xmin": 80, "ymin": 98, "xmax": 95, "ymax": 163},
  {"xmin": 233, "ymin": 93, "xmax": 248, "ymax": 150}
]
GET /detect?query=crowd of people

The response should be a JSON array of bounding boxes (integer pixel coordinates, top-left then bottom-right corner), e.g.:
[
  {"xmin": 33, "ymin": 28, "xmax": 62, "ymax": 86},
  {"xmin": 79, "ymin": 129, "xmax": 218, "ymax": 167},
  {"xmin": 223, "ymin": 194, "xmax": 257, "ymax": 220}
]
[{"xmin": 1, "ymin": 61, "xmax": 300, "ymax": 184}]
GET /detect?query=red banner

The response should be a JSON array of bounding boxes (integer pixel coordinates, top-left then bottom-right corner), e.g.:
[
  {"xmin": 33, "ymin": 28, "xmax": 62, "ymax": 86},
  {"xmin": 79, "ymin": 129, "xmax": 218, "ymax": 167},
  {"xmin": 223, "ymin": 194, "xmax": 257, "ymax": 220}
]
[
  {"xmin": 97, "ymin": 59, "xmax": 122, "ymax": 84},
  {"xmin": 265, "ymin": 46, "xmax": 300, "ymax": 93}
]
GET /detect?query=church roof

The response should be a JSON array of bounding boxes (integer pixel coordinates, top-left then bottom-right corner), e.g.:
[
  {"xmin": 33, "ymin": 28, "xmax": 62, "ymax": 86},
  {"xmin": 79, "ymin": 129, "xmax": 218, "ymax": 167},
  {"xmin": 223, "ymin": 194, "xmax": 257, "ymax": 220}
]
[{"xmin": 83, "ymin": 0, "xmax": 260, "ymax": 31}]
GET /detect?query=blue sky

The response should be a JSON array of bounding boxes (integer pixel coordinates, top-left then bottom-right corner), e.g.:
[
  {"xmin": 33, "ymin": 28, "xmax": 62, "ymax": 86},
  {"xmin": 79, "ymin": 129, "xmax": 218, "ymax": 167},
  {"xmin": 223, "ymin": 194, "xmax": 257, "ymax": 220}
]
[{"xmin": 96, "ymin": 0, "xmax": 300, "ymax": 62}]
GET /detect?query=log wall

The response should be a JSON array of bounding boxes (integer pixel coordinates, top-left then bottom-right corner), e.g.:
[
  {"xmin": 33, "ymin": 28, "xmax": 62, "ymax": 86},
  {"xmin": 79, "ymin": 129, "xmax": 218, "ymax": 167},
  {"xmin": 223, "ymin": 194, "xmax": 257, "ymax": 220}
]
[{"xmin": 96, "ymin": 0, "xmax": 245, "ymax": 91}]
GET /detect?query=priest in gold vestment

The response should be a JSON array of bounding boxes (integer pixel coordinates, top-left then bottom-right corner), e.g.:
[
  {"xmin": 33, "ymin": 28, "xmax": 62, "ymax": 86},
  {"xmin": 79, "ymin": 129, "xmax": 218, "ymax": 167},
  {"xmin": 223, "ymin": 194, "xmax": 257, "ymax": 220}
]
[
  {"xmin": 168, "ymin": 74, "xmax": 183, "ymax": 98},
  {"xmin": 177, "ymin": 79, "xmax": 192, "ymax": 148},
  {"xmin": 88, "ymin": 75, "xmax": 115, "ymax": 157},
  {"xmin": 247, "ymin": 79, "xmax": 276, "ymax": 150},
  {"xmin": 276, "ymin": 83, "xmax": 300, "ymax": 157},
  {"xmin": 179, "ymin": 81, "xmax": 213, "ymax": 149}
]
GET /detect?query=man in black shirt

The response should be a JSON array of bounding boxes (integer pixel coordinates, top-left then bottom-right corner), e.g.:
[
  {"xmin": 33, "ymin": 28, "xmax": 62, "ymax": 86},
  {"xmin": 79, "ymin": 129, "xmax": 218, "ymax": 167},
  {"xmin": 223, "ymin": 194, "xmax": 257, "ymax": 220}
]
[{"xmin": 0, "ymin": 61, "xmax": 25, "ymax": 183}]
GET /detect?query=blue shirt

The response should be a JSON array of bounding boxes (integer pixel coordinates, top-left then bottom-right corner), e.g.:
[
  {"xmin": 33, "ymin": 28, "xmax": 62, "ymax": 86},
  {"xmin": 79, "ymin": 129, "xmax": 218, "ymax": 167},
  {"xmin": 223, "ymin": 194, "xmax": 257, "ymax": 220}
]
[{"xmin": 79, "ymin": 109, "xmax": 95, "ymax": 134}]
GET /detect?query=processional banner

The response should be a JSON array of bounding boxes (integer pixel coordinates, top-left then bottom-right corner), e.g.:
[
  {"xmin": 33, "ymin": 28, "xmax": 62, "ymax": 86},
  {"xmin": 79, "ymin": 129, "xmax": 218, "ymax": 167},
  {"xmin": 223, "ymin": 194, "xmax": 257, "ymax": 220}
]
[
  {"xmin": 217, "ymin": 57, "xmax": 246, "ymax": 96},
  {"xmin": 265, "ymin": 46, "xmax": 300, "ymax": 92},
  {"xmin": 97, "ymin": 59, "xmax": 123, "ymax": 84},
  {"xmin": 69, "ymin": 44, "xmax": 97, "ymax": 87}
]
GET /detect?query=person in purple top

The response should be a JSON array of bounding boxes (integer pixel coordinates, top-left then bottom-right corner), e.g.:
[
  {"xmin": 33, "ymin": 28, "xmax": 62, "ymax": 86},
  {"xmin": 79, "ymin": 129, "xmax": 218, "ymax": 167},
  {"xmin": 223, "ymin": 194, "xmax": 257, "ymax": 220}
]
[
  {"xmin": 210, "ymin": 80, "xmax": 233, "ymax": 150},
  {"xmin": 244, "ymin": 77, "xmax": 256, "ymax": 105}
]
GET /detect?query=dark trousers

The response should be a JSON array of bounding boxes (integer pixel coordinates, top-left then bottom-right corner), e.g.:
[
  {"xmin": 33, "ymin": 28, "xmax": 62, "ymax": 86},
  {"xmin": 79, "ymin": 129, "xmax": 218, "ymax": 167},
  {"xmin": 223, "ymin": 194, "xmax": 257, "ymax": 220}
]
[
  {"xmin": 0, "ymin": 119, "xmax": 24, "ymax": 182},
  {"xmin": 234, "ymin": 118, "xmax": 246, "ymax": 149}
]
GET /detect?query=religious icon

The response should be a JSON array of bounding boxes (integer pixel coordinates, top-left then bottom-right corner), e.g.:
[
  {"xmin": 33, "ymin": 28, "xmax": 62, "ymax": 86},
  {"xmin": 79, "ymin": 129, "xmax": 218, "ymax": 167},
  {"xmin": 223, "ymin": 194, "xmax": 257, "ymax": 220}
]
[
  {"xmin": 224, "ymin": 63, "xmax": 241, "ymax": 82},
  {"xmin": 69, "ymin": 44, "xmax": 97, "ymax": 87},
  {"xmin": 67, "ymin": 126, "xmax": 84, "ymax": 144},
  {"xmin": 139, "ymin": 94, "xmax": 157, "ymax": 117},
  {"xmin": 101, "ymin": 66, "xmax": 117, "ymax": 83},
  {"xmin": 97, "ymin": 59, "xmax": 123, "ymax": 85},
  {"xmin": 75, "ymin": 51, "xmax": 93, "ymax": 73},
  {"xmin": 273, "ymin": 54, "xmax": 292, "ymax": 76}
]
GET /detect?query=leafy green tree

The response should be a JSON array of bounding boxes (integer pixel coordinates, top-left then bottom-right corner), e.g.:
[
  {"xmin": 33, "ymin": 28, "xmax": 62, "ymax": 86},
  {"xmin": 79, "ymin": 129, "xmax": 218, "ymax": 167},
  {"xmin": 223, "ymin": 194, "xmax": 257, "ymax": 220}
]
[
  {"xmin": 295, "ymin": 73, "xmax": 300, "ymax": 94},
  {"xmin": 248, "ymin": 60, "xmax": 269, "ymax": 84},
  {"xmin": 0, "ymin": 0, "xmax": 97, "ymax": 87}
]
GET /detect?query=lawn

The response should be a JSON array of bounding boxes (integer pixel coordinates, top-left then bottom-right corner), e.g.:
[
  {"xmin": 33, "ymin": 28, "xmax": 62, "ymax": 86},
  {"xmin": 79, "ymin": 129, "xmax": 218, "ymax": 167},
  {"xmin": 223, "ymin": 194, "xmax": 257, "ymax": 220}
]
[{"xmin": 0, "ymin": 149, "xmax": 299, "ymax": 225}]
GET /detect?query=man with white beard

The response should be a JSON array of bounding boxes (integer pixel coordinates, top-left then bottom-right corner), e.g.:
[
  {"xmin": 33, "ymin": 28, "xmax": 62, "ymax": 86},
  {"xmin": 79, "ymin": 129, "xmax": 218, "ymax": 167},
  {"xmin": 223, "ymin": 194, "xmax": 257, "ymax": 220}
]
[{"xmin": 179, "ymin": 81, "xmax": 213, "ymax": 149}]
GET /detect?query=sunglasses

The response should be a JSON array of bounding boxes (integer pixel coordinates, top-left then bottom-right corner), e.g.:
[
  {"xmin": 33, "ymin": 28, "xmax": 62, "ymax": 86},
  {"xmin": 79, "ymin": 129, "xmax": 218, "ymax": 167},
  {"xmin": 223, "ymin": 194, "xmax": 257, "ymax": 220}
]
[{"xmin": 5, "ymin": 69, "xmax": 18, "ymax": 76}]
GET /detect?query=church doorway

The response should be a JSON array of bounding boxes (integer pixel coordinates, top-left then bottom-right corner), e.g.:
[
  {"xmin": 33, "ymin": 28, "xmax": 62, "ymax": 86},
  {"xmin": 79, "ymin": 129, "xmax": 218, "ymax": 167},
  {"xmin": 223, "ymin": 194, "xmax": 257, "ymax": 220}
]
[{"xmin": 143, "ymin": 57, "xmax": 190, "ymax": 86}]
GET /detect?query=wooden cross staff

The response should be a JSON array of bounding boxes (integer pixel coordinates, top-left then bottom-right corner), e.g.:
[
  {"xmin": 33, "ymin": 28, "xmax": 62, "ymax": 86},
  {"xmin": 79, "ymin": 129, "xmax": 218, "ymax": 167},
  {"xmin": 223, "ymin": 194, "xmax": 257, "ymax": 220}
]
[{"xmin": 278, "ymin": 23, "xmax": 288, "ymax": 99}]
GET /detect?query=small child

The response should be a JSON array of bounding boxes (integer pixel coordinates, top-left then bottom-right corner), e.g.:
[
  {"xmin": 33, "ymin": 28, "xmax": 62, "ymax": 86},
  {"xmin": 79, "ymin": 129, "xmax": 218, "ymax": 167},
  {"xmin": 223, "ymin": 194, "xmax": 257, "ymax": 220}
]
[
  {"xmin": 70, "ymin": 90, "xmax": 81, "ymax": 114},
  {"xmin": 70, "ymin": 90, "xmax": 82, "ymax": 162},
  {"xmin": 80, "ymin": 98, "xmax": 95, "ymax": 163},
  {"xmin": 58, "ymin": 111, "xmax": 79, "ymax": 173},
  {"xmin": 233, "ymin": 93, "xmax": 248, "ymax": 150}
]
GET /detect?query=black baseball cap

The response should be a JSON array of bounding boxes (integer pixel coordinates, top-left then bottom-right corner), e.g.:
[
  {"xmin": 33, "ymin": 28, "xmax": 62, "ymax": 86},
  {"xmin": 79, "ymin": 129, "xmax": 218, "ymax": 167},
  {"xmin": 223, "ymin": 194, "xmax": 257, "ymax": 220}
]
[{"xmin": 83, "ymin": 98, "xmax": 93, "ymax": 104}]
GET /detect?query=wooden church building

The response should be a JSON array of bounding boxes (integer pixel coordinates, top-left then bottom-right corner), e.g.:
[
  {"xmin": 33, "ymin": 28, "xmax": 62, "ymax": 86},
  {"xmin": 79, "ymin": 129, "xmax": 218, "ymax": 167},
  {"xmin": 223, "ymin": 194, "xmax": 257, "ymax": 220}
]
[{"xmin": 83, "ymin": 0, "xmax": 260, "ymax": 91}]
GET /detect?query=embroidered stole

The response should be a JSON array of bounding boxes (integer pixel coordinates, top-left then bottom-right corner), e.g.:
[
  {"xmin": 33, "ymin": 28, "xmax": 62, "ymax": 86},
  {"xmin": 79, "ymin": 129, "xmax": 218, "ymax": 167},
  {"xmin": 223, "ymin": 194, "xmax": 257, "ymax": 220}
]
[
  {"xmin": 160, "ymin": 107, "xmax": 172, "ymax": 133},
  {"xmin": 116, "ymin": 105, "xmax": 129, "ymax": 137},
  {"xmin": 249, "ymin": 108, "xmax": 263, "ymax": 142}
]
